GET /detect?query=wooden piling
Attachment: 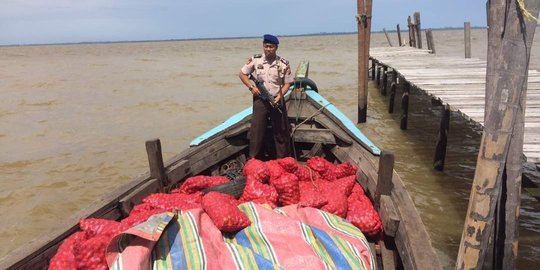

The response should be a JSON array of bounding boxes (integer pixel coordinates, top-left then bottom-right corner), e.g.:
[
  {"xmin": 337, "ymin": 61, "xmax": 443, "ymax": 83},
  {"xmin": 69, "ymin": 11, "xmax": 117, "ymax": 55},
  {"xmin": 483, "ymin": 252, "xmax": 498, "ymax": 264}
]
[
  {"xmin": 464, "ymin": 22, "xmax": 471, "ymax": 58},
  {"xmin": 456, "ymin": 0, "xmax": 540, "ymax": 269},
  {"xmin": 397, "ymin": 24, "xmax": 402, "ymax": 46},
  {"xmin": 371, "ymin": 60, "xmax": 376, "ymax": 80},
  {"xmin": 383, "ymin": 28, "xmax": 393, "ymax": 47},
  {"xmin": 382, "ymin": 66, "xmax": 388, "ymax": 96},
  {"xmin": 433, "ymin": 104, "xmax": 450, "ymax": 171},
  {"xmin": 425, "ymin": 28, "xmax": 436, "ymax": 54},
  {"xmin": 376, "ymin": 66, "xmax": 382, "ymax": 86},
  {"xmin": 407, "ymin": 16, "xmax": 416, "ymax": 47},
  {"xmin": 357, "ymin": 0, "xmax": 373, "ymax": 123},
  {"xmin": 400, "ymin": 82, "xmax": 410, "ymax": 130},
  {"xmin": 146, "ymin": 139, "xmax": 167, "ymax": 189},
  {"xmin": 388, "ymin": 82, "xmax": 396, "ymax": 113},
  {"xmin": 414, "ymin": 12, "xmax": 422, "ymax": 49}
]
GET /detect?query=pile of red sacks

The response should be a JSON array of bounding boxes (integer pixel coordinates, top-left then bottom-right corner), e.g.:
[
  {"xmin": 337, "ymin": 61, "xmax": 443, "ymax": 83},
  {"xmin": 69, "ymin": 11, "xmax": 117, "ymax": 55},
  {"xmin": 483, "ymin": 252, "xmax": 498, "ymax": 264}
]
[
  {"xmin": 240, "ymin": 157, "xmax": 383, "ymax": 237},
  {"xmin": 49, "ymin": 156, "xmax": 383, "ymax": 270}
]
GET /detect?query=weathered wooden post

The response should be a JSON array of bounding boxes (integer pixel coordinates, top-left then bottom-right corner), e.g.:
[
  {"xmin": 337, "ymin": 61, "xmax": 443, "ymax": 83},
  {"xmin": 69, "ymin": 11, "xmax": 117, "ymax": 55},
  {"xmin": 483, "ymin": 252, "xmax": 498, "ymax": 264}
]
[
  {"xmin": 375, "ymin": 151, "xmax": 395, "ymax": 208},
  {"xmin": 376, "ymin": 66, "xmax": 382, "ymax": 86},
  {"xmin": 146, "ymin": 139, "xmax": 167, "ymax": 189},
  {"xmin": 426, "ymin": 28, "xmax": 436, "ymax": 54},
  {"xmin": 381, "ymin": 66, "xmax": 388, "ymax": 96},
  {"xmin": 357, "ymin": 0, "xmax": 373, "ymax": 123},
  {"xmin": 388, "ymin": 82, "xmax": 396, "ymax": 113},
  {"xmin": 407, "ymin": 16, "xmax": 416, "ymax": 47},
  {"xmin": 433, "ymin": 104, "xmax": 449, "ymax": 171},
  {"xmin": 400, "ymin": 82, "xmax": 410, "ymax": 130},
  {"xmin": 371, "ymin": 60, "xmax": 376, "ymax": 80},
  {"xmin": 464, "ymin": 22, "xmax": 471, "ymax": 58},
  {"xmin": 396, "ymin": 24, "xmax": 403, "ymax": 46},
  {"xmin": 456, "ymin": 0, "xmax": 540, "ymax": 269},
  {"xmin": 383, "ymin": 28, "xmax": 393, "ymax": 47},
  {"xmin": 414, "ymin": 12, "xmax": 422, "ymax": 49},
  {"xmin": 426, "ymin": 29, "xmax": 431, "ymax": 51}
]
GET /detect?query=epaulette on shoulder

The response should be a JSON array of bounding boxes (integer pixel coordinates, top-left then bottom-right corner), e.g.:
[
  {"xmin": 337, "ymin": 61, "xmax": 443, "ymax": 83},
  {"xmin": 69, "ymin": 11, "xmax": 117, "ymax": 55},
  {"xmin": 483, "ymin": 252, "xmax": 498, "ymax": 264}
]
[
  {"xmin": 279, "ymin": 57, "xmax": 289, "ymax": 65},
  {"xmin": 253, "ymin": 54, "xmax": 262, "ymax": 58}
]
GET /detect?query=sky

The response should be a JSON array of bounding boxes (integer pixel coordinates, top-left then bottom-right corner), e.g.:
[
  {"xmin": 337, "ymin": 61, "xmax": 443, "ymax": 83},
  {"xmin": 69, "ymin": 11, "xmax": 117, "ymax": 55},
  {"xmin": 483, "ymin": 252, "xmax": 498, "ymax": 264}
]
[{"xmin": 0, "ymin": 0, "xmax": 488, "ymax": 45}]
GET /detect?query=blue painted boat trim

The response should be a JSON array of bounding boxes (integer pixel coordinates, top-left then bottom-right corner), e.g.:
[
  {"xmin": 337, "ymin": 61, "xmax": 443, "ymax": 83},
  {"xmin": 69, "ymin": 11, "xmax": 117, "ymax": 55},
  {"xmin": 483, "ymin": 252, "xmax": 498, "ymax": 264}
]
[
  {"xmin": 189, "ymin": 107, "xmax": 252, "ymax": 146},
  {"xmin": 305, "ymin": 90, "xmax": 381, "ymax": 155}
]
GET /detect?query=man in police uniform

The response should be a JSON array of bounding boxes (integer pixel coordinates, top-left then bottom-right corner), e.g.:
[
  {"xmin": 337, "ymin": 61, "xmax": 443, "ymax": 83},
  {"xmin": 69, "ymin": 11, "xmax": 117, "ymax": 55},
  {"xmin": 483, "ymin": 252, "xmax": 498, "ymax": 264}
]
[{"xmin": 239, "ymin": 34, "xmax": 294, "ymax": 159}]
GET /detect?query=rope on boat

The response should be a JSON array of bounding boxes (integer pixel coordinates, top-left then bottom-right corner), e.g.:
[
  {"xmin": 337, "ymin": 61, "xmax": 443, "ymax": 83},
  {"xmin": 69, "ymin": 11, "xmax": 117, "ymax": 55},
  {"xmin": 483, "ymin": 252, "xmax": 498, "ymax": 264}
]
[
  {"xmin": 304, "ymin": 165, "xmax": 319, "ymax": 189},
  {"xmin": 291, "ymin": 103, "xmax": 329, "ymax": 135}
]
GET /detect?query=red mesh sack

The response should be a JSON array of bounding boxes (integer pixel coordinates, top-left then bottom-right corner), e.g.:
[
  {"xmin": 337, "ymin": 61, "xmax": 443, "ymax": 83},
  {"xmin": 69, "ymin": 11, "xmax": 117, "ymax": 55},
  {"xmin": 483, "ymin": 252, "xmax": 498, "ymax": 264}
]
[
  {"xmin": 202, "ymin": 192, "xmax": 251, "ymax": 232},
  {"xmin": 333, "ymin": 162, "xmax": 358, "ymax": 179},
  {"xmin": 121, "ymin": 208, "xmax": 165, "ymax": 227},
  {"xmin": 294, "ymin": 165, "xmax": 321, "ymax": 182},
  {"xmin": 129, "ymin": 202, "xmax": 155, "ymax": 215},
  {"xmin": 142, "ymin": 192, "xmax": 202, "ymax": 211},
  {"xmin": 299, "ymin": 181, "xmax": 328, "ymax": 208},
  {"xmin": 333, "ymin": 175, "xmax": 357, "ymax": 197},
  {"xmin": 276, "ymin": 157, "xmax": 299, "ymax": 173},
  {"xmin": 79, "ymin": 218, "xmax": 129, "ymax": 239},
  {"xmin": 347, "ymin": 195, "xmax": 383, "ymax": 238},
  {"xmin": 307, "ymin": 156, "xmax": 337, "ymax": 181},
  {"xmin": 266, "ymin": 160, "xmax": 286, "ymax": 181},
  {"xmin": 270, "ymin": 172, "xmax": 300, "ymax": 206},
  {"xmin": 73, "ymin": 235, "xmax": 110, "ymax": 270},
  {"xmin": 243, "ymin": 158, "xmax": 270, "ymax": 183},
  {"xmin": 321, "ymin": 188, "xmax": 348, "ymax": 218},
  {"xmin": 240, "ymin": 175, "xmax": 278, "ymax": 208},
  {"xmin": 307, "ymin": 156, "xmax": 331, "ymax": 172},
  {"xmin": 49, "ymin": 231, "xmax": 86, "ymax": 270},
  {"xmin": 174, "ymin": 175, "xmax": 229, "ymax": 194},
  {"xmin": 350, "ymin": 183, "xmax": 365, "ymax": 197}
]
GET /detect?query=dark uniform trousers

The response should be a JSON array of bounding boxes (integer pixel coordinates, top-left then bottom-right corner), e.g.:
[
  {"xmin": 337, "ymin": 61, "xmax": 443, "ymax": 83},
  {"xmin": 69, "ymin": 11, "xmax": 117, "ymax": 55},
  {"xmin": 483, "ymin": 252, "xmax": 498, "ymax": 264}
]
[{"xmin": 249, "ymin": 97, "xmax": 290, "ymax": 159}]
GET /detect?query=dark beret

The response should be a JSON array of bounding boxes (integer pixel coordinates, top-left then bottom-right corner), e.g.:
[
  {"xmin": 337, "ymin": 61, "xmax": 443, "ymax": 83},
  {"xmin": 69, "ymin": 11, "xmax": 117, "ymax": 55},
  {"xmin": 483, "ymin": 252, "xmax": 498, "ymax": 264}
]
[{"xmin": 263, "ymin": 34, "xmax": 279, "ymax": 45}]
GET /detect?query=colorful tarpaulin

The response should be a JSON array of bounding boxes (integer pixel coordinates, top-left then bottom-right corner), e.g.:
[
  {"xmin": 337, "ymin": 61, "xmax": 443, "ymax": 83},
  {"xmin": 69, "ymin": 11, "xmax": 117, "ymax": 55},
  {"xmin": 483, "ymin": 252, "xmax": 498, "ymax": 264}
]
[{"xmin": 107, "ymin": 202, "xmax": 375, "ymax": 270}]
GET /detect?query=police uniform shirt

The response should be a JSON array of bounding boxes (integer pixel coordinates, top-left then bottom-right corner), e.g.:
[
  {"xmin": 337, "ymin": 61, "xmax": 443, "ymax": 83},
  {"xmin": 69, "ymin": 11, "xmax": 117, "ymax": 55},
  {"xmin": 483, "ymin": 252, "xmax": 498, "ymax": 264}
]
[{"xmin": 241, "ymin": 54, "xmax": 294, "ymax": 97}]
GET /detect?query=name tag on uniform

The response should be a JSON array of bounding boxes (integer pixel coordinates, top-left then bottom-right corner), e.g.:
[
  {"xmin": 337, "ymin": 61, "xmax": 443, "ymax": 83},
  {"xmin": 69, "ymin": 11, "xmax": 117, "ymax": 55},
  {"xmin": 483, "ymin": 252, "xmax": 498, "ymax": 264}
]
[{"xmin": 257, "ymin": 64, "xmax": 263, "ymax": 69}]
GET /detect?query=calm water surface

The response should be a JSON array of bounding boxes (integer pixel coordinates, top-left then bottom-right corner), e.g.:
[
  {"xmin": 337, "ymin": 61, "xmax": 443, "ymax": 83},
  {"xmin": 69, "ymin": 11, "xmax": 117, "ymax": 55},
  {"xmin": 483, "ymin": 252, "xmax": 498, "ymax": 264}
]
[{"xmin": 1, "ymin": 29, "xmax": 539, "ymax": 268}]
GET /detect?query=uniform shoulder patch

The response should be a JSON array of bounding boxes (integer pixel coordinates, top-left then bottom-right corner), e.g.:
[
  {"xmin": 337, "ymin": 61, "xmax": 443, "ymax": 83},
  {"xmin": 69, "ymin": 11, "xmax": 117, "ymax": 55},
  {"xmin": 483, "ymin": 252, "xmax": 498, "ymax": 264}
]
[
  {"xmin": 279, "ymin": 57, "xmax": 289, "ymax": 65},
  {"xmin": 253, "ymin": 54, "xmax": 262, "ymax": 58}
]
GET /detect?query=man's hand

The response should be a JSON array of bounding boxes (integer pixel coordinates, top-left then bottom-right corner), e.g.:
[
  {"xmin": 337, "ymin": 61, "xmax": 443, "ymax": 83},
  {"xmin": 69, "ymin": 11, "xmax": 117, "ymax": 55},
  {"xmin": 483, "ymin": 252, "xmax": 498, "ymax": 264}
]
[
  {"xmin": 251, "ymin": 86, "xmax": 261, "ymax": 96},
  {"xmin": 274, "ymin": 95, "xmax": 281, "ymax": 104}
]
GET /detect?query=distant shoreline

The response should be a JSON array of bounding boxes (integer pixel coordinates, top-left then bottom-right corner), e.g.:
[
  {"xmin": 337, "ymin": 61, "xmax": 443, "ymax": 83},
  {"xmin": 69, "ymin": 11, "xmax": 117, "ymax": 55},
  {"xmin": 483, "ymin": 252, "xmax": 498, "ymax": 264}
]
[{"xmin": 0, "ymin": 26, "xmax": 487, "ymax": 48}]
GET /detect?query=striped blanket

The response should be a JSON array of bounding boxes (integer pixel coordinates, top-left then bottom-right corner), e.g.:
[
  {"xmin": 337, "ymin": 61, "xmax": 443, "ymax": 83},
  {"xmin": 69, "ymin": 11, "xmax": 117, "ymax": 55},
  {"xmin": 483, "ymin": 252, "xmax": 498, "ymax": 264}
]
[{"xmin": 107, "ymin": 202, "xmax": 375, "ymax": 270}]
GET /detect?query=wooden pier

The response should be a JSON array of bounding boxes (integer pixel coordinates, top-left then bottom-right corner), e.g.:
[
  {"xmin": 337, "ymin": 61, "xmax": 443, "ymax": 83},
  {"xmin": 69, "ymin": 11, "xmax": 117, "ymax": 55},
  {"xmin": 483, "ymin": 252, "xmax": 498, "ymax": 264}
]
[{"xmin": 369, "ymin": 46, "xmax": 540, "ymax": 168}]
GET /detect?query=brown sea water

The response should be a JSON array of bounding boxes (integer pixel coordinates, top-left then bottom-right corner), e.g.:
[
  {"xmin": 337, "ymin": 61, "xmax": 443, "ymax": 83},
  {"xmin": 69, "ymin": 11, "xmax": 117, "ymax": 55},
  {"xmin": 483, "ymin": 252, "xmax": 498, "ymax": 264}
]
[{"xmin": 0, "ymin": 29, "xmax": 539, "ymax": 268}]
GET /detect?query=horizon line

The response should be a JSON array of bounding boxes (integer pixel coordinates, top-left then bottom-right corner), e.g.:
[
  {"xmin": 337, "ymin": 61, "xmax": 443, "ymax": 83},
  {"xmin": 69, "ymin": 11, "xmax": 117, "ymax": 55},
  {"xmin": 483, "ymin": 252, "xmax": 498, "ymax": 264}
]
[{"xmin": 0, "ymin": 26, "xmax": 488, "ymax": 48}]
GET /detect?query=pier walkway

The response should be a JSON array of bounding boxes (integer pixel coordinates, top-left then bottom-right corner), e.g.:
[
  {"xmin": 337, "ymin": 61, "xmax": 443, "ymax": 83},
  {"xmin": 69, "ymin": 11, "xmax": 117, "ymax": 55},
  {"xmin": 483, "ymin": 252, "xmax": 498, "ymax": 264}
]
[{"xmin": 369, "ymin": 46, "xmax": 540, "ymax": 167}]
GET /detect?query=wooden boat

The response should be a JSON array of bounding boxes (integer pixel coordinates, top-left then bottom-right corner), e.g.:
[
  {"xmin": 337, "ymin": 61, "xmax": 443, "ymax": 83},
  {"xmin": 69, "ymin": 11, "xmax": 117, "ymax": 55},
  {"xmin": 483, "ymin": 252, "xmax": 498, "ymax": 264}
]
[{"xmin": 0, "ymin": 62, "xmax": 442, "ymax": 269}]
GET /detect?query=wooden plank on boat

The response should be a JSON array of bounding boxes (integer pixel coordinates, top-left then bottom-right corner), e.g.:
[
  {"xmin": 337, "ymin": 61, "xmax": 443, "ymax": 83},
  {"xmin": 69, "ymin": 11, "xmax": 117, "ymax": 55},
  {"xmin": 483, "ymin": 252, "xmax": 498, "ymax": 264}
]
[
  {"xmin": 379, "ymin": 195, "xmax": 400, "ymax": 237},
  {"xmin": 292, "ymin": 128, "xmax": 337, "ymax": 144},
  {"xmin": 375, "ymin": 151, "xmax": 395, "ymax": 206},
  {"xmin": 190, "ymin": 138, "xmax": 249, "ymax": 175},
  {"xmin": 165, "ymin": 159, "xmax": 191, "ymax": 187},
  {"xmin": 225, "ymin": 122, "xmax": 250, "ymax": 139},
  {"xmin": 120, "ymin": 178, "xmax": 160, "ymax": 216},
  {"xmin": 146, "ymin": 139, "xmax": 167, "ymax": 188},
  {"xmin": 380, "ymin": 238, "xmax": 397, "ymax": 270}
]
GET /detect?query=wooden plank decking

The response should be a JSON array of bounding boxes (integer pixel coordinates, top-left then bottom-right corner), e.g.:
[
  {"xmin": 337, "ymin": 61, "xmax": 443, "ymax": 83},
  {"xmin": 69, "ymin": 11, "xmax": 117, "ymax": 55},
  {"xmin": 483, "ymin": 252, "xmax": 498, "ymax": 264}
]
[{"xmin": 369, "ymin": 46, "xmax": 540, "ymax": 166}]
